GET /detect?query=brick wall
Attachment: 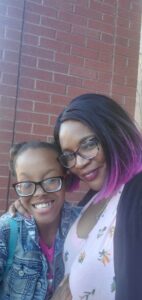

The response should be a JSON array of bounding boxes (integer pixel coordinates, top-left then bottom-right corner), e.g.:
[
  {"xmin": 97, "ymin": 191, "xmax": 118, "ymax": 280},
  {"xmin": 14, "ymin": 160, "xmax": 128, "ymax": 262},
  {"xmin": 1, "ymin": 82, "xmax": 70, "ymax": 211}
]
[{"xmin": 0, "ymin": 0, "xmax": 141, "ymax": 214}]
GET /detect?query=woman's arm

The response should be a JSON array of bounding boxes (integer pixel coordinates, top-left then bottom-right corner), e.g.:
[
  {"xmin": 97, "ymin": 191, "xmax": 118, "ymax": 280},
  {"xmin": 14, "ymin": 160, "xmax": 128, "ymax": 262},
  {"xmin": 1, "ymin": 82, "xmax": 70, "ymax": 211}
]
[{"xmin": 8, "ymin": 199, "xmax": 30, "ymax": 218}]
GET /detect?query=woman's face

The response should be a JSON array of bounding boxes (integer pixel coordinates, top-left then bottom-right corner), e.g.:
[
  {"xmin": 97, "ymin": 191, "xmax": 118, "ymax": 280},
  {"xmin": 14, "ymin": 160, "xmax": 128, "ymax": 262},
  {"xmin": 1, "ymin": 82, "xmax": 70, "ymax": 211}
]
[
  {"xmin": 15, "ymin": 148, "xmax": 65, "ymax": 227},
  {"xmin": 59, "ymin": 120, "xmax": 107, "ymax": 192}
]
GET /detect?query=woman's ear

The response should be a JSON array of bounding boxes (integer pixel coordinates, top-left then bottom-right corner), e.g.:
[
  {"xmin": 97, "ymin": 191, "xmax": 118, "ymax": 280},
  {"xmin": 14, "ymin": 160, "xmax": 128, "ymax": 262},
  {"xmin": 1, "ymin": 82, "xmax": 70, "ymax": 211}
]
[{"xmin": 65, "ymin": 171, "xmax": 80, "ymax": 192}]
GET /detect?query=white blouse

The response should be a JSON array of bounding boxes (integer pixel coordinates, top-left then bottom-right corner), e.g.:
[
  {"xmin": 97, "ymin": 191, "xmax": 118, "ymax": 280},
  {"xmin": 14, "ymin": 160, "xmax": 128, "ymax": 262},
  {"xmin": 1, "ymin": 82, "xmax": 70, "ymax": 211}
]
[{"xmin": 63, "ymin": 187, "xmax": 123, "ymax": 300}]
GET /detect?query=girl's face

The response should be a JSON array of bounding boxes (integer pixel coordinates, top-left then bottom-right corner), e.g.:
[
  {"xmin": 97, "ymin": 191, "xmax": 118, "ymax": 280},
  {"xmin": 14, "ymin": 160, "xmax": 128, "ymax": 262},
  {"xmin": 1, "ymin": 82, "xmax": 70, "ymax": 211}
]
[
  {"xmin": 15, "ymin": 148, "xmax": 65, "ymax": 227},
  {"xmin": 59, "ymin": 120, "xmax": 107, "ymax": 192}
]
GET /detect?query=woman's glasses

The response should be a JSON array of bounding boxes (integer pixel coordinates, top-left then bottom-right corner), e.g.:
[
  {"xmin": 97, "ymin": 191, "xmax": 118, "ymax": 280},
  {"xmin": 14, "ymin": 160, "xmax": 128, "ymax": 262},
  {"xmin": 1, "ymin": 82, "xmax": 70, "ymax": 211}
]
[
  {"xmin": 13, "ymin": 176, "xmax": 64, "ymax": 197},
  {"xmin": 59, "ymin": 136, "xmax": 100, "ymax": 169}
]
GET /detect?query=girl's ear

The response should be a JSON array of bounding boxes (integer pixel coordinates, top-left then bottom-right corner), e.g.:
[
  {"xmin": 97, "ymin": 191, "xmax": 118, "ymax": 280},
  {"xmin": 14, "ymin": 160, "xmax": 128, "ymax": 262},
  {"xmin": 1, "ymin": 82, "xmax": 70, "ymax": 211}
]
[{"xmin": 65, "ymin": 172, "xmax": 80, "ymax": 192}]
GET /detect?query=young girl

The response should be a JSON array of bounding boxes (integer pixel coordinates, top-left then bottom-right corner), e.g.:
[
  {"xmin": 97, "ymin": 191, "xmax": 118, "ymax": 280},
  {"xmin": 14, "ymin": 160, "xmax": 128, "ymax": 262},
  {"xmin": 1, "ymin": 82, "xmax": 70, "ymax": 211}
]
[{"xmin": 0, "ymin": 141, "xmax": 81, "ymax": 300}]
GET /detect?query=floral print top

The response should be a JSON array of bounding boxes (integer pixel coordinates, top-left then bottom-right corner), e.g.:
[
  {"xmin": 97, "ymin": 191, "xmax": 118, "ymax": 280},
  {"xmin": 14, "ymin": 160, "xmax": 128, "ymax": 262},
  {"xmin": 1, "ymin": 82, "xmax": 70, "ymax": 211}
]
[{"xmin": 63, "ymin": 187, "xmax": 124, "ymax": 300}]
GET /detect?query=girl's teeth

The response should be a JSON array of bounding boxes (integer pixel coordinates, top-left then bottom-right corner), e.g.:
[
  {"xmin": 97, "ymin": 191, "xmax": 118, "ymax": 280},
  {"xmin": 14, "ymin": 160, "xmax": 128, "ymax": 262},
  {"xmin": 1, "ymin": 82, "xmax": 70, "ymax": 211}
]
[{"xmin": 34, "ymin": 202, "xmax": 52, "ymax": 209}]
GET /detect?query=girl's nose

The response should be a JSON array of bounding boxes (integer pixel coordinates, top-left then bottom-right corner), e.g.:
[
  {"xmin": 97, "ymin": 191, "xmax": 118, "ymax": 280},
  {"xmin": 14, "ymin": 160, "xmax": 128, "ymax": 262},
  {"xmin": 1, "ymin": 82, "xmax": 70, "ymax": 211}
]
[{"xmin": 34, "ymin": 184, "xmax": 45, "ymax": 196}]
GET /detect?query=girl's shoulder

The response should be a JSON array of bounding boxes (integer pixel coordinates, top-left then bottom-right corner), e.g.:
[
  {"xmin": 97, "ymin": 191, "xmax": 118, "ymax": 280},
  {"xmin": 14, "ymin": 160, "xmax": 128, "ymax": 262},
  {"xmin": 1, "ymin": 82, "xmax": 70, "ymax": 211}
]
[{"xmin": 0, "ymin": 213, "xmax": 22, "ymax": 232}]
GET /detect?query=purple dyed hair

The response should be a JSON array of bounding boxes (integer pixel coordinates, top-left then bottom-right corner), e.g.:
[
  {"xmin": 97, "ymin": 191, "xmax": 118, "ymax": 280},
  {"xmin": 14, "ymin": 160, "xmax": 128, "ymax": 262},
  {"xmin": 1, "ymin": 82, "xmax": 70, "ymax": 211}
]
[{"xmin": 54, "ymin": 93, "xmax": 142, "ymax": 201}]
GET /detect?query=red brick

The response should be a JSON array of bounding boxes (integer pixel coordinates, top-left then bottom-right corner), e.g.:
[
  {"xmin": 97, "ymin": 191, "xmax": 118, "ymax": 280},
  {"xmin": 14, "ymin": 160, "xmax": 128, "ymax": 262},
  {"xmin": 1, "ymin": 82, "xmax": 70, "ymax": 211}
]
[
  {"xmin": 41, "ymin": 16, "xmax": 71, "ymax": 33},
  {"xmin": 23, "ymin": 33, "xmax": 39, "ymax": 46},
  {"xmin": 70, "ymin": 65, "xmax": 98, "ymax": 80},
  {"xmin": 72, "ymin": 45, "xmax": 99, "ymax": 60},
  {"xmin": 55, "ymin": 52, "xmax": 84, "ymax": 67},
  {"xmin": 38, "ymin": 59, "xmax": 68, "ymax": 74},
  {"xmin": 32, "ymin": 124, "xmax": 53, "ymax": 136},
  {"xmin": 19, "ymin": 77, "xmax": 35, "ymax": 89},
  {"xmin": 18, "ymin": 89, "xmax": 51, "ymax": 103},
  {"xmin": 0, "ymin": 153, "xmax": 9, "ymax": 165},
  {"xmin": 72, "ymin": 24, "xmax": 101, "ymax": 40},
  {"xmin": 40, "ymin": 37, "xmax": 71, "ymax": 54},
  {"xmin": 56, "ymin": 31, "xmax": 86, "ymax": 47},
  {"xmin": 112, "ymin": 84, "xmax": 136, "ymax": 97},
  {"xmin": 85, "ymin": 58, "xmax": 112, "ymax": 73},
  {"xmin": 14, "ymin": 132, "xmax": 48, "ymax": 142},
  {"xmin": 75, "ymin": 5, "xmax": 103, "ymax": 20},
  {"xmin": 88, "ymin": 19, "xmax": 114, "ymax": 35},
  {"xmin": 22, "ymin": 44, "xmax": 54, "ymax": 60},
  {"xmin": 0, "ymin": 107, "xmax": 15, "ymax": 121},
  {"xmin": 59, "ymin": 11, "xmax": 87, "ymax": 26},
  {"xmin": 51, "ymin": 94, "xmax": 70, "ymax": 106},
  {"xmin": 17, "ymin": 99, "xmax": 34, "ymax": 111},
  {"xmin": 0, "ymin": 166, "xmax": 9, "ymax": 177},
  {"xmin": 82, "ymin": 79, "xmax": 110, "ymax": 94},
  {"xmin": 26, "ymin": 2, "xmax": 57, "ymax": 18},
  {"xmin": 0, "ymin": 142, "xmax": 11, "ymax": 153},
  {"xmin": 0, "ymin": 119, "xmax": 14, "ymax": 131},
  {"xmin": 21, "ymin": 66, "xmax": 53, "ymax": 81},
  {"xmin": 24, "ymin": 22, "xmax": 56, "ymax": 39},
  {"xmin": 34, "ymin": 102, "xmax": 64, "ymax": 115},
  {"xmin": 54, "ymin": 73, "xmax": 82, "ymax": 87},
  {"xmin": 25, "ymin": 11, "xmax": 40, "ymax": 25},
  {"xmin": 67, "ymin": 86, "xmax": 90, "ymax": 98},
  {"xmin": 43, "ymin": 0, "xmax": 88, "ymax": 9},
  {"xmin": 0, "ymin": 131, "xmax": 13, "ymax": 142},
  {"xmin": 36, "ymin": 80, "xmax": 66, "ymax": 94},
  {"xmin": 15, "ymin": 122, "xmax": 32, "ymax": 133},
  {"xmin": 90, "ymin": 1, "xmax": 116, "ymax": 15},
  {"xmin": 21, "ymin": 54, "xmax": 37, "ymax": 67},
  {"xmin": 16, "ymin": 110, "xmax": 49, "ymax": 124},
  {"xmin": 101, "ymin": 33, "xmax": 114, "ymax": 44}
]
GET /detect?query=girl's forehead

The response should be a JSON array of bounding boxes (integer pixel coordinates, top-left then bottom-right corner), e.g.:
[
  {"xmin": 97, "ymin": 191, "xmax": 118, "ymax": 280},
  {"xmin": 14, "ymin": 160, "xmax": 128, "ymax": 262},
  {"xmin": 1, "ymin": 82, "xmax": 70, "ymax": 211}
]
[{"xmin": 16, "ymin": 147, "xmax": 61, "ymax": 169}]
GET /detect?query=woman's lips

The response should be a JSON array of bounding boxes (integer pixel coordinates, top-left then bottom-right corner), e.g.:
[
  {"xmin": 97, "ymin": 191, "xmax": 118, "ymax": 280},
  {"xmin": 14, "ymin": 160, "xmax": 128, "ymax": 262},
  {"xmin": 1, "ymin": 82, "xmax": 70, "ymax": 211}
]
[{"xmin": 81, "ymin": 168, "xmax": 99, "ymax": 182}]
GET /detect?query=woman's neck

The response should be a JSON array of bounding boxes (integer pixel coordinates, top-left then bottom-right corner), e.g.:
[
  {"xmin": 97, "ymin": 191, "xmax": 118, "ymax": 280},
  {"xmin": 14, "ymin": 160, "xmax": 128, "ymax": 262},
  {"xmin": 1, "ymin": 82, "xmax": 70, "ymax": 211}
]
[{"xmin": 37, "ymin": 214, "xmax": 61, "ymax": 247}]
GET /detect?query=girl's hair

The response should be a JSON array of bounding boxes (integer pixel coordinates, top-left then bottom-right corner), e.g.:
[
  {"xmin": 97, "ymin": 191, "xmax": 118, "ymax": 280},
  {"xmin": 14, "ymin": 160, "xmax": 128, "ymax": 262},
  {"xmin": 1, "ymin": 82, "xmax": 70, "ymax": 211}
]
[
  {"xmin": 54, "ymin": 93, "xmax": 142, "ymax": 200},
  {"xmin": 9, "ymin": 140, "xmax": 79, "ymax": 192}
]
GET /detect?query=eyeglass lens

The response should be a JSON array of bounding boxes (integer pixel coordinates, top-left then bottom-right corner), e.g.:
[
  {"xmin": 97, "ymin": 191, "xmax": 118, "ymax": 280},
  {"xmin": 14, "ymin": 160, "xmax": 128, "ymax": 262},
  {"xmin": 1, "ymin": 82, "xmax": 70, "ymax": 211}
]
[
  {"xmin": 60, "ymin": 137, "xmax": 99, "ymax": 168},
  {"xmin": 14, "ymin": 177, "xmax": 63, "ymax": 196}
]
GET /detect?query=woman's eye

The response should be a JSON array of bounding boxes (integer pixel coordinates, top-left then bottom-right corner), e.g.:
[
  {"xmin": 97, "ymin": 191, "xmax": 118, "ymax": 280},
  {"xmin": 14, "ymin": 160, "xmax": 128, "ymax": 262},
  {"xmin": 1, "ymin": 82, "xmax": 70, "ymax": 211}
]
[{"xmin": 81, "ymin": 139, "xmax": 96, "ymax": 150}]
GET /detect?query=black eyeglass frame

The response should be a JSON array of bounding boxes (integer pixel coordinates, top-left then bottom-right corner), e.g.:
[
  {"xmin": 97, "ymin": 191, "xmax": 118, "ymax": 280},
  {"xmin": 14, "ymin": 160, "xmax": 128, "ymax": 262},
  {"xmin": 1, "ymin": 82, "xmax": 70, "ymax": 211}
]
[
  {"xmin": 13, "ymin": 176, "xmax": 64, "ymax": 197},
  {"xmin": 58, "ymin": 136, "xmax": 100, "ymax": 169}
]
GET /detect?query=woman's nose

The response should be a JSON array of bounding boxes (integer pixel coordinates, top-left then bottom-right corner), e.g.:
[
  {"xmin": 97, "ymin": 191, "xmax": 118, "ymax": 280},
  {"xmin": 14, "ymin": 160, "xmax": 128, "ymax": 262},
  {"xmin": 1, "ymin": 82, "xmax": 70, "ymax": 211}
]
[{"xmin": 75, "ymin": 154, "xmax": 89, "ymax": 169}]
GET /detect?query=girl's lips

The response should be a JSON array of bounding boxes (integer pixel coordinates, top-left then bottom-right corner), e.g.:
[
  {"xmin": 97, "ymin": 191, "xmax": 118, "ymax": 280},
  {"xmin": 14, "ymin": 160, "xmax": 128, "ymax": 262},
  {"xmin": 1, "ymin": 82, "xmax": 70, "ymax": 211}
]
[{"xmin": 81, "ymin": 168, "xmax": 99, "ymax": 182}]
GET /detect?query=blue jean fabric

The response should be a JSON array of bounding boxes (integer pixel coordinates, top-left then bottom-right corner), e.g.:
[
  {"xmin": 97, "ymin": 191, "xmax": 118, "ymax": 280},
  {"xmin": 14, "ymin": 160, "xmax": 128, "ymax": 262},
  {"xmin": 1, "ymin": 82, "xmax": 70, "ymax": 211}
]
[{"xmin": 0, "ymin": 202, "xmax": 81, "ymax": 299}]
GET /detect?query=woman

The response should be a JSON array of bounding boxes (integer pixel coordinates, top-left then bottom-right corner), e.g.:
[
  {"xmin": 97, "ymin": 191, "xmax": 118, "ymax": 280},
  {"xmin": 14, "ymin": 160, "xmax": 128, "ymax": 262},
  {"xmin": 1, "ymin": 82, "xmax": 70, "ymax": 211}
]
[
  {"xmin": 52, "ymin": 93, "xmax": 142, "ymax": 300},
  {"xmin": 0, "ymin": 141, "xmax": 81, "ymax": 299}
]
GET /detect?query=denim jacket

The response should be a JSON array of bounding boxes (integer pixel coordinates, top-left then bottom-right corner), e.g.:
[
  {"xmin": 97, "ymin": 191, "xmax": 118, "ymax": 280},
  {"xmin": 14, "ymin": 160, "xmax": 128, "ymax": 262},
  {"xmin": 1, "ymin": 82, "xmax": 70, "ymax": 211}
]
[{"xmin": 0, "ymin": 202, "xmax": 81, "ymax": 300}]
